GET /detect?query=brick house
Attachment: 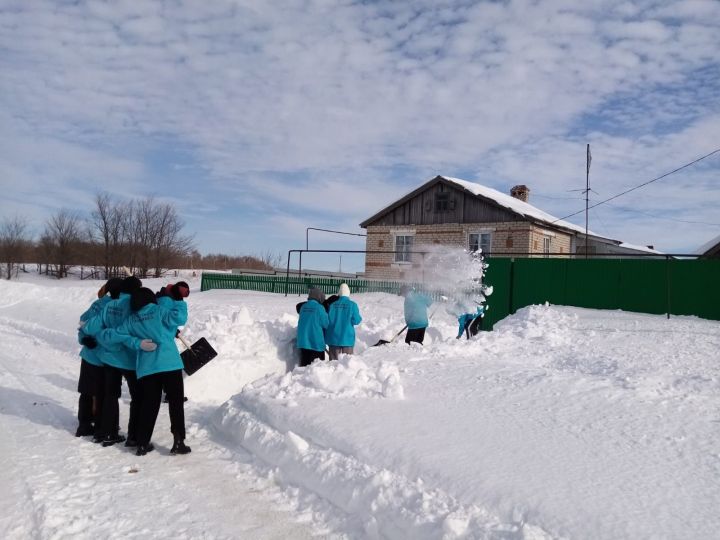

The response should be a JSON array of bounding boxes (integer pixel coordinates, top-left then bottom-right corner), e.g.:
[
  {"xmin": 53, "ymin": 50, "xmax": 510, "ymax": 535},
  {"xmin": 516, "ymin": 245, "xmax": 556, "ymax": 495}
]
[{"xmin": 360, "ymin": 175, "xmax": 660, "ymax": 279}]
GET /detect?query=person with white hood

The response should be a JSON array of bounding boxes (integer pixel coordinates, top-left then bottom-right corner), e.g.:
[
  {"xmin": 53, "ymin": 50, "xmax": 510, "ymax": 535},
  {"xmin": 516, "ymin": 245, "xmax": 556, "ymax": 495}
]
[{"xmin": 326, "ymin": 283, "xmax": 362, "ymax": 360}]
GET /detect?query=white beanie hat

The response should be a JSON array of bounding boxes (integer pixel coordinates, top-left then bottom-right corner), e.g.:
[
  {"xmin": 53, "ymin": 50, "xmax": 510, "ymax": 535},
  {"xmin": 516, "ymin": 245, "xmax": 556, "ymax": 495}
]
[{"xmin": 338, "ymin": 283, "xmax": 350, "ymax": 297}]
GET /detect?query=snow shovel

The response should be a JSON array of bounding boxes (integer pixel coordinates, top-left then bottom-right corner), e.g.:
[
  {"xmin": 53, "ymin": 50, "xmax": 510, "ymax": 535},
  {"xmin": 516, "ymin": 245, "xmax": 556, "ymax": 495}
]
[
  {"xmin": 177, "ymin": 334, "xmax": 218, "ymax": 376},
  {"xmin": 373, "ymin": 306, "xmax": 440, "ymax": 346},
  {"xmin": 373, "ymin": 325, "xmax": 408, "ymax": 346}
]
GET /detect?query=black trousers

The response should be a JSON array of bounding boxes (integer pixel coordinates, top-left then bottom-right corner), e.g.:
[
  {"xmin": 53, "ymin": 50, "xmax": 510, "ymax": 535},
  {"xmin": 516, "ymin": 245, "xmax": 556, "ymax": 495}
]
[
  {"xmin": 299, "ymin": 348, "xmax": 325, "ymax": 367},
  {"xmin": 405, "ymin": 327, "xmax": 426, "ymax": 345},
  {"xmin": 99, "ymin": 366, "xmax": 140, "ymax": 440},
  {"xmin": 77, "ymin": 360, "xmax": 104, "ymax": 430},
  {"xmin": 137, "ymin": 370, "xmax": 185, "ymax": 446},
  {"xmin": 469, "ymin": 315, "xmax": 483, "ymax": 336}
]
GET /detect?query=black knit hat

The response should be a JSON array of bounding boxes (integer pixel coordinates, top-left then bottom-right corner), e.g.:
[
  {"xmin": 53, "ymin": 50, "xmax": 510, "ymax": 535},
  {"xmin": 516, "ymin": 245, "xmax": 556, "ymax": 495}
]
[
  {"xmin": 105, "ymin": 277, "xmax": 124, "ymax": 299},
  {"xmin": 121, "ymin": 276, "xmax": 142, "ymax": 294},
  {"xmin": 131, "ymin": 287, "xmax": 157, "ymax": 312}
]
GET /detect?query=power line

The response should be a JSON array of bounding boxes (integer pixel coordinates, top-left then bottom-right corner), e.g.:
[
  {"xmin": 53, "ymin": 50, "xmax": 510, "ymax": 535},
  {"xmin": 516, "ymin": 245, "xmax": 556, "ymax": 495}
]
[
  {"xmin": 604, "ymin": 200, "xmax": 720, "ymax": 227},
  {"xmin": 552, "ymin": 147, "xmax": 720, "ymax": 224}
]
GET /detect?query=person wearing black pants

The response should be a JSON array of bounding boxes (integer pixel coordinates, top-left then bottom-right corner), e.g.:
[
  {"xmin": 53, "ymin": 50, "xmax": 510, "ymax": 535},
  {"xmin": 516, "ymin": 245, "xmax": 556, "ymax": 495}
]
[
  {"xmin": 136, "ymin": 370, "xmax": 185, "ymax": 452},
  {"xmin": 400, "ymin": 285, "xmax": 433, "ymax": 346},
  {"xmin": 99, "ymin": 366, "xmax": 141, "ymax": 446},
  {"xmin": 296, "ymin": 287, "xmax": 329, "ymax": 368},
  {"xmin": 82, "ymin": 276, "xmax": 143, "ymax": 446},
  {"xmin": 76, "ymin": 360, "xmax": 104, "ymax": 436},
  {"xmin": 404, "ymin": 327, "xmax": 426, "ymax": 345},
  {"xmin": 76, "ymin": 277, "xmax": 123, "ymax": 437},
  {"xmin": 299, "ymin": 348, "xmax": 325, "ymax": 367}
]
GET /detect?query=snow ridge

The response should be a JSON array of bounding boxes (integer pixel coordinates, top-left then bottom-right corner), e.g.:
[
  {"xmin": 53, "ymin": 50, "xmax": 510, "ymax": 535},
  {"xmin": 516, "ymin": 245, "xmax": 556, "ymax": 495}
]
[{"xmin": 213, "ymin": 403, "xmax": 550, "ymax": 540}]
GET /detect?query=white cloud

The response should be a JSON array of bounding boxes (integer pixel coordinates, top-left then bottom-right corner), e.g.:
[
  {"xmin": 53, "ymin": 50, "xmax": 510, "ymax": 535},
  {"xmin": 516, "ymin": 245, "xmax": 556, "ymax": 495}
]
[{"xmin": 0, "ymin": 0, "xmax": 718, "ymax": 257}]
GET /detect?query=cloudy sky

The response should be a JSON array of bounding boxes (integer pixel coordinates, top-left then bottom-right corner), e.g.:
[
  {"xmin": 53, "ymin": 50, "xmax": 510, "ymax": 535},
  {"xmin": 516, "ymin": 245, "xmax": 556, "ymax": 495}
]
[{"xmin": 1, "ymin": 0, "xmax": 719, "ymax": 270}]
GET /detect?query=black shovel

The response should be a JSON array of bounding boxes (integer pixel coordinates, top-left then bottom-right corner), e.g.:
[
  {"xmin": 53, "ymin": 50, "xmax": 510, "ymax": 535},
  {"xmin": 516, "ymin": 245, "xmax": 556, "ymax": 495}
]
[
  {"xmin": 177, "ymin": 334, "xmax": 218, "ymax": 376},
  {"xmin": 373, "ymin": 325, "xmax": 408, "ymax": 346}
]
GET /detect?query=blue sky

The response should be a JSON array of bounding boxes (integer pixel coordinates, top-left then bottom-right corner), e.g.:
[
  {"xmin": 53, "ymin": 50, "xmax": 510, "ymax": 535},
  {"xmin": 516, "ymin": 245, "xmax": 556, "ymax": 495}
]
[{"xmin": 1, "ymin": 0, "xmax": 719, "ymax": 272}]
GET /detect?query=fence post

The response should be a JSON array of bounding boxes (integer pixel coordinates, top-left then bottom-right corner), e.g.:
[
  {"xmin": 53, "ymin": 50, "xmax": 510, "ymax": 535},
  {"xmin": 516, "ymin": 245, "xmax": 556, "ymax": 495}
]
[
  {"xmin": 508, "ymin": 258, "xmax": 515, "ymax": 314},
  {"xmin": 665, "ymin": 255, "xmax": 671, "ymax": 320},
  {"xmin": 285, "ymin": 250, "xmax": 291, "ymax": 296}
]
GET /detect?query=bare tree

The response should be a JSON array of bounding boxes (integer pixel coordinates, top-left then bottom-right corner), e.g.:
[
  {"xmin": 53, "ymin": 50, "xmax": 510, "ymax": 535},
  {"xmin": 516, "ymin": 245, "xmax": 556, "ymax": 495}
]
[
  {"xmin": 43, "ymin": 209, "xmax": 82, "ymax": 278},
  {"xmin": 0, "ymin": 216, "xmax": 31, "ymax": 279},
  {"xmin": 150, "ymin": 202, "xmax": 194, "ymax": 277},
  {"xmin": 130, "ymin": 197, "xmax": 155, "ymax": 278},
  {"xmin": 89, "ymin": 193, "xmax": 133, "ymax": 278},
  {"xmin": 258, "ymin": 250, "xmax": 282, "ymax": 269}
]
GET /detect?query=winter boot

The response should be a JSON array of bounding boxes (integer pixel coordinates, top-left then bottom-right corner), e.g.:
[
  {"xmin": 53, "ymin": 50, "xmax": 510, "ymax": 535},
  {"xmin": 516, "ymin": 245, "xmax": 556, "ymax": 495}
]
[
  {"xmin": 124, "ymin": 438, "xmax": 138, "ymax": 448},
  {"xmin": 170, "ymin": 437, "xmax": 191, "ymax": 455},
  {"xmin": 101, "ymin": 433, "xmax": 126, "ymax": 447},
  {"xmin": 136, "ymin": 443, "xmax": 155, "ymax": 456},
  {"xmin": 75, "ymin": 423, "xmax": 94, "ymax": 437}
]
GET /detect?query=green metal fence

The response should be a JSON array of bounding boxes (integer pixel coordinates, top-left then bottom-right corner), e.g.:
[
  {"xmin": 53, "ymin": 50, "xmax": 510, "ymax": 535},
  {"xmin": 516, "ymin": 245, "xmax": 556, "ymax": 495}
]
[
  {"xmin": 201, "ymin": 272, "xmax": 434, "ymax": 298},
  {"xmin": 201, "ymin": 258, "xmax": 720, "ymax": 329},
  {"xmin": 482, "ymin": 257, "xmax": 720, "ymax": 328}
]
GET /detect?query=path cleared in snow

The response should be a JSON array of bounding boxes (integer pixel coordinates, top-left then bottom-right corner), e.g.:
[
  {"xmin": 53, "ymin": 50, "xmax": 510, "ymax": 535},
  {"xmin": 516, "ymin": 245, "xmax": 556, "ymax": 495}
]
[{"xmin": 0, "ymin": 278, "xmax": 324, "ymax": 540}]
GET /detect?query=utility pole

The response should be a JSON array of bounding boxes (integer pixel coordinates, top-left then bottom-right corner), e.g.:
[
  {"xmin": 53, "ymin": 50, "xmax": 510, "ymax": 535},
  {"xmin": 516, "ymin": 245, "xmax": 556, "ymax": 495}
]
[{"xmin": 585, "ymin": 143, "xmax": 591, "ymax": 259}]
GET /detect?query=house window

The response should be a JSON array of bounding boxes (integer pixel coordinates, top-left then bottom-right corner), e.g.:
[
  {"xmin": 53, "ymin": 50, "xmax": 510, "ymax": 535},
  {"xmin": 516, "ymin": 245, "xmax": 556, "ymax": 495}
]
[
  {"xmin": 395, "ymin": 234, "xmax": 413, "ymax": 263},
  {"xmin": 543, "ymin": 236, "xmax": 551, "ymax": 257},
  {"xmin": 469, "ymin": 232, "xmax": 491, "ymax": 254},
  {"xmin": 435, "ymin": 192, "xmax": 449, "ymax": 212}
]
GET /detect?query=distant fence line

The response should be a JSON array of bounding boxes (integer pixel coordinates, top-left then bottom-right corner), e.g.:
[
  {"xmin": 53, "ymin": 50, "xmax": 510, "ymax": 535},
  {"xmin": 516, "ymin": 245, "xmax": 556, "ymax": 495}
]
[
  {"xmin": 202, "ymin": 272, "xmax": 432, "ymax": 298},
  {"xmin": 201, "ymin": 256, "xmax": 720, "ymax": 328}
]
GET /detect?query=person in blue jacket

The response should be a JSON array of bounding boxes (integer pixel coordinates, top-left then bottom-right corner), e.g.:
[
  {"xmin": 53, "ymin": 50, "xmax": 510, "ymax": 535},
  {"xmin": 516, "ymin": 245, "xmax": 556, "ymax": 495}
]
[
  {"xmin": 297, "ymin": 287, "xmax": 329, "ymax": 367},
  {"xmin": 156, "ymin": 282, "xmax": 190, "ymax": 403},
  {"xmin": 75, "ymin": 277, "xmax": 123, "ymax": 437},
  {"xmin": 455, "ymin": 305, "xmax": 484, "ymax": 340},
  {"xmin": 100, "ymin": 287, "xmax": 190, "ymax": 456},
  {"xmin": 326, "ymin": 283, "xmax": 362, "ymax": 360},
  {"xmin": 400, "ymin": 285, "xmax": 433, "ymax": 345},
  {"xmin": 83, "ymin": 275, "xmax": 142, "ymax": 447}
]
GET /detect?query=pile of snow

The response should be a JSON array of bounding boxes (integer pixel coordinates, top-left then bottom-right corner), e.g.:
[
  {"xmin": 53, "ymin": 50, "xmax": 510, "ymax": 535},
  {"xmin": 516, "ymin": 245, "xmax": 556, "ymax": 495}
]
[{"xmin": 244, "ymin": 355, "xmax": 404, "ymax": 403}]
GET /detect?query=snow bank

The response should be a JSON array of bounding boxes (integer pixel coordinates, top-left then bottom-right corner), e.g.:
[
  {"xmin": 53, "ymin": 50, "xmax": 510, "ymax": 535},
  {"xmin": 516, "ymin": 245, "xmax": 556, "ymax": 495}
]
[{"xmin": 211, "ymin": 299, "xmax": 720, "ymax": 539}]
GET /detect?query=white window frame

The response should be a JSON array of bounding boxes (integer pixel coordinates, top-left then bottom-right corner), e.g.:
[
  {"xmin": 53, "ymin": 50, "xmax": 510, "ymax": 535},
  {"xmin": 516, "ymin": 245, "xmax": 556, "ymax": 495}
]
[
  {"xmin": 393, "ymin": 231, "xmax": 415, "ymax": 264},
  {"xmin": 543, "ymin": 236, "xmax": 551, "ymax": 257},
  {"xmin": 468, "ymin": 230, "xmax": 492, "ymax": 255}
]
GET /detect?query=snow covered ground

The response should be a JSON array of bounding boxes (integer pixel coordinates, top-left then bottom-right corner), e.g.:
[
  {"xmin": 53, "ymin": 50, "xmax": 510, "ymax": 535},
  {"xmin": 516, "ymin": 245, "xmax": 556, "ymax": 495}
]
[{"xmin": 1, "ymin": 272, "xmax": 719, "ymax": 539}]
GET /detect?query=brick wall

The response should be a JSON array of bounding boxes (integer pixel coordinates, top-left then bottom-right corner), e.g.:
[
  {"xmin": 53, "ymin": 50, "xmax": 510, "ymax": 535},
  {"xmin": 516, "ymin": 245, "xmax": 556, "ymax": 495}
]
[{"xmin": 364, "ymin": 223, "xmax": 574, "ymax": 278}]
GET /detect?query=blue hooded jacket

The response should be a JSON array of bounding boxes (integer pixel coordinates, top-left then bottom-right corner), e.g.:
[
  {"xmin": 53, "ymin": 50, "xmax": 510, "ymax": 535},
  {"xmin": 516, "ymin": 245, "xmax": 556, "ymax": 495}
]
[
  {"xmin": 83, "ymin": 293, "xmax": 136, "ymax": 370},
  {"xmin": 457, "ymin": 306, "xmax": 484, "ymax": 338},
  {"xmin": 77, "ymin": 295, "xmax": 112, "ymax": 366},
  {"xmin": 297, "ymin": 299, "xmax": 329, "ymax": 352},
  {"xmin": 404, "ymin": 291, "xmax": 433, "ymax": 330},
  {"xmin": 326, "ymin": 296, "xmax": 362, "ymax": 347},
  {"xmin": 100, "ymin": 300, "xmax": 188, "ymax": 379}
]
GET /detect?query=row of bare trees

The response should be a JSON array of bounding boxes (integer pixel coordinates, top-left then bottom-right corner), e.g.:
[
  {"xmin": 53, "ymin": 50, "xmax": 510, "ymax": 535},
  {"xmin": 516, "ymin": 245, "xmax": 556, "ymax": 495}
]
[
  {"xmin": 88, "ymin": 194, "xmax": 194, "ymax": 279},
  {"xmin": 1, "ymin": 194, "xmax": 279, "ymax": 280},
  {"xmin": 1, "ymin": 194, "xmax": 194, "ymax": 279}
]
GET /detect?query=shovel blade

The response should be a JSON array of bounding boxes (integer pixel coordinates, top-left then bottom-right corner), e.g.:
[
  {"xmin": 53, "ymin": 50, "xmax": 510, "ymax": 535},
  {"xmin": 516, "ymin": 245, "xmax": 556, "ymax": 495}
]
[{"xmin": 181, "ymin": 337, "xmax": 218, "ymax": 376}]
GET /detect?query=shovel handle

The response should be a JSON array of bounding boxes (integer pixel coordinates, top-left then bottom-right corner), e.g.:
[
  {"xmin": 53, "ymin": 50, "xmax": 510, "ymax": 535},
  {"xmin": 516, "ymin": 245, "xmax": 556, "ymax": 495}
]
[{"xmin": 176, "ymin": 333, "xmax": 193, "ymax": 350}]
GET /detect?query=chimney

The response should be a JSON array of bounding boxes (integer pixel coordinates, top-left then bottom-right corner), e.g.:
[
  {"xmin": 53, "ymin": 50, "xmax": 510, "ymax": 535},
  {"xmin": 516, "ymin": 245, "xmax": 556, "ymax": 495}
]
[{"xmin": 510, "ymin": 185, "xmax": 530, "ymax": 202}]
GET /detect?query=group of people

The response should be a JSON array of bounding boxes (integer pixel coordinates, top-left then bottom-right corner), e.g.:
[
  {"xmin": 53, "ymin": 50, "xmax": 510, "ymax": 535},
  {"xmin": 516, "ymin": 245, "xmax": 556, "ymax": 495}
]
[
  {"xmin": 75, "ymin": 276, "xmax": 192, "ymax": 457},
  {"xmin": 294, "ymin": 283, "xmax": 486, "ymax": 366},
  {"xmin": 295, "ymin": 283, "xmax": 363, "ymax": 367}
]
